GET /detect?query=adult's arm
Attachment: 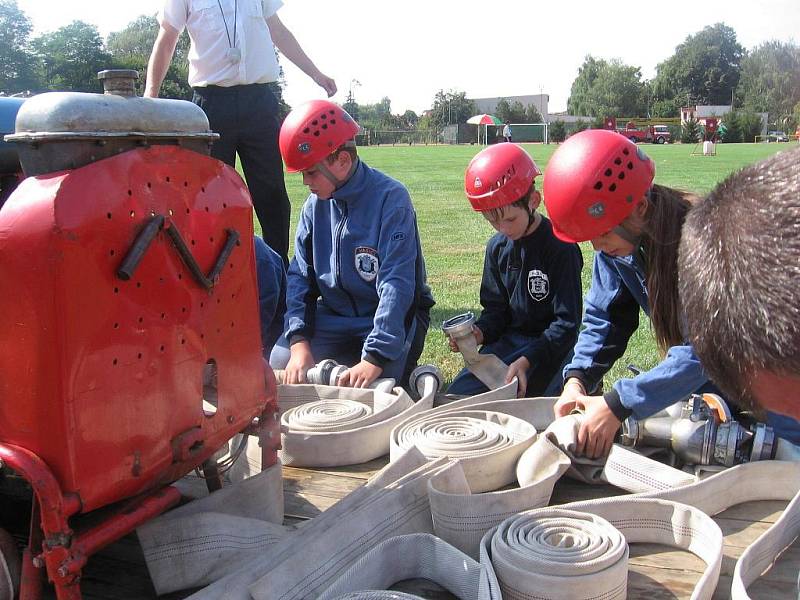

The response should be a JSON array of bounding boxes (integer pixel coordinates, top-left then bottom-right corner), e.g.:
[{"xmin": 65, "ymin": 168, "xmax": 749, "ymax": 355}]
[
  {"xmin": 145, "ymin": 22, "xmax": 180, "ymax": 98},
  {"xmin": 266, "ymin": 14, "xmax": 337, "ymax": 96}
]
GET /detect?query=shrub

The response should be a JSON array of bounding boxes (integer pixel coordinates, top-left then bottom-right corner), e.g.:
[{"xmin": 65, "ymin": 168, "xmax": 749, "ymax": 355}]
[{"xmin": 549, "ymin": 120, "xmax": 566, "ymax": 143}]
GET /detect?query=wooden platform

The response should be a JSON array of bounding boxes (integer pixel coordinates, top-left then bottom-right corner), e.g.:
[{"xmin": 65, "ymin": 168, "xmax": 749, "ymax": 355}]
[{"xmin": 39, "ymin": 458, "xmax": 799, "ymax": 599}]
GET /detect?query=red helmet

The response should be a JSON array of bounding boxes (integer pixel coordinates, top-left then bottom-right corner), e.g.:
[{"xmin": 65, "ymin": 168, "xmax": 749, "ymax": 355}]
[
  {"xmin": 543, "ymin": 129, "xmax": 655, "ymax": 242},
  {"xmin": 279, "ymin": 100, "xmax": 360, "ymax": 172},
  {"xmin": 464, "ymin": 143, "xmax": 541, "ymax": 211}
]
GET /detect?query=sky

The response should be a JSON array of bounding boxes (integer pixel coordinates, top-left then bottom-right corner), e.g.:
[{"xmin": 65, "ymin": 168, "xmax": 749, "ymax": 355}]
[{"xmin": 17, "ymin": 0, "xmax": 800, "ymax": 115}]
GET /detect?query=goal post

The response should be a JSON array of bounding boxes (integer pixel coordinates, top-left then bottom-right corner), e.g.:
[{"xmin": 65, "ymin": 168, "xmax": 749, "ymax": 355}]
[{"xmin": 507, "ymin": 123, "xmax": 548, "ymax": 144}]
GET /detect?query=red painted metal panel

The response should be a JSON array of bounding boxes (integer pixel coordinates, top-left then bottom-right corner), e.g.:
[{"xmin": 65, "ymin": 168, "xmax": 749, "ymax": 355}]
[{"xmin": 0, "ymin": 146, "xmax": 276, "ymax": 511}]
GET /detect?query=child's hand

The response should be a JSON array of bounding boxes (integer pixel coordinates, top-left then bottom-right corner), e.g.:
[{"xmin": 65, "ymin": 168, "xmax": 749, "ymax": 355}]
[
  {"xmin": 554, "ymin": 378, "xmax": 586, "ymax": 416},
  {"xmin": 338, "ymin": 360, "xmax": 383, "ymax": 388},
  {"xmin": 284, "ymin": 340, "xmax": 315, "ymax": 384},
  {"xmin": 505, "ymin": 356, "xmax": 530, "ymax": 398},
  {"xmin": 447, "ymin": 325, "xmax": 484, "ymax": 352}
]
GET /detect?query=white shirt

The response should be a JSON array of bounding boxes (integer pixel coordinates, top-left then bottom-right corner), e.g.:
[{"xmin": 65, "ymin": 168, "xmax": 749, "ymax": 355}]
[{"xmin": 159, "ymin": 0, "xmax": 283, "ymax": 87}]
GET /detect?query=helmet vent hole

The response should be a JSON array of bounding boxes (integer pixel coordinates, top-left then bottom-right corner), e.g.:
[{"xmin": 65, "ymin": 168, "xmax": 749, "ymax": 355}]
[
  {"xmin": 618, "ymin": 172, "xmax": 625, "ymax": 180},
  {"xmin": 329, "ymin": 110, "xmax": 335, "ymax": 115},
  {"xmin": 622, "ymin": 148, "xmax": 630, "ymax": 155},
  {"xmin": 303, "ymin": 128, "xmax": 310, "ymax": 134},
  {"xmin": 313, "ymin": 131, "xmax": 320, "ymax": 136},
  {"xmin": 627, "ymin": 161, "xmax": 634, "ymax": 170},
  {"xmin": 322, "ymin": 124, "xmax": 328, "ymax": 129},
  {"xmin": 321, "ymin": 114, "xmax": 327, "ymax": 120},
  {"xmin": 330, "ymin": 119, "xmax": 337, "ymax": 125},
  {"xmin": 614, "ymin": 158, "xmax": 622, "ymax": 166},
  {"xmin": 312, "ymin": 120, "xmax": 318, "ymax": 125},
  {"xmin": 594, "ymin": 181, "xmax": 603, "ymax": 190},
  {"xmin": 604, "ymin": 168, "xmax": 613, "ymax": 177},
  {"xmin": 609, "ymin": 183, "xmax": 617, "ymax": 192}
]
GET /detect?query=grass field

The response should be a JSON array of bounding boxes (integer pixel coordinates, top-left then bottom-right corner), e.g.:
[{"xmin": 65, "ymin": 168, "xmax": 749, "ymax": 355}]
[{"xmin": 254, "ymin": 141, "xmax": 799, "ymax": 389}]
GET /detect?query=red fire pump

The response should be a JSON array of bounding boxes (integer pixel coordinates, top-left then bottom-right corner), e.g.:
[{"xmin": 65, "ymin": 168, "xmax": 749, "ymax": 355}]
[{"xmin": 0, "ymin": 70, "xmax": 279, "ymax": 599}]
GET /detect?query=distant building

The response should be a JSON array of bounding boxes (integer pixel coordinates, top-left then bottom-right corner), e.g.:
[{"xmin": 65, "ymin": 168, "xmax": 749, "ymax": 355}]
[{"xmin": 470, "ymin": 94, "xmax": 549, "ymax": 122}]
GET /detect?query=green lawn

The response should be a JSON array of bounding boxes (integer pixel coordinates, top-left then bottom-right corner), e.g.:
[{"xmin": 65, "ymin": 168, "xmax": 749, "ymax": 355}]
[{"xmin": 253, "ymin": 141, "xmax": 799, "ymax": 388}]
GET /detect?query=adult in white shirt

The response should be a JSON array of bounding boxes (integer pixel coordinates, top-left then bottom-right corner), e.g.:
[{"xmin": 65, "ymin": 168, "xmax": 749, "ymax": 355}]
[
  {"xmin": 502, "ymin": 122, "xmax": 512, "ymax": 142},
  {"xmin": 145, "ymin": 0, "xmax": 336, "ymax": 264}
]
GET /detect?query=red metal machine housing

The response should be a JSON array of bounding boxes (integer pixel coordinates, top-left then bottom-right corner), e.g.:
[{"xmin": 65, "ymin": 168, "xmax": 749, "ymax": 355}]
[{"xmin": 0, "ymin": 70, "xmax": 279, "ymax": 599}]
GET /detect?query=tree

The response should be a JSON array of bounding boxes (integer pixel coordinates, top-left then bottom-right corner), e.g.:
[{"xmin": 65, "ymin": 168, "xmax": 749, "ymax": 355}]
[
  {"xmin": 549, "ymin": 120, "xmax": 566, "ymax": 143},
  {"xmin": 429, "ymin": 89, "xmax": 475, "ymax": 129},
  {"xmin": 680, "ymin": 117, "xmax": 702, "ymax": 144},
  {"xmin": 567, "ymin": 55, "xmax": 647, "ymax": 118},
  {"xmin": 573, "ymin": 119, "xmax": 589, "ymax": 133},
  {"xmin": 0, "ymin": 0, "xmax": 38, "ymax": 93},
  {"xmin": 721, "ymin": 110, "xmax": 762, "ymax": 143},
  {"xmin": 342, "ymin": 88, "xmax": 360, "ymax": 122},
  {"xmin": 652, "ymin": 23, "xmax": 743, "ymax": 110},
  {"xmin": 524, "ymin": 104, "xmax": 543, "ymax": 123},
  {"xmin": 107, "ymin": 14, "xmax": 191, "ymax": 98},
  {"xmin": 32, "ymin": 21, "xmax": 111, "ymax": 92},
  {"xmin": 736, "ymin": 41, "xmax": 800, "ymax": 126}
]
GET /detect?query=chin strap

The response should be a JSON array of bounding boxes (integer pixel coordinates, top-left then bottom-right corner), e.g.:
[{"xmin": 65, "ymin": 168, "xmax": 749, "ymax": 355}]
[
  {"xmin": 611, "ymin": 224, "xmax": 641, "ymax": 246},
  {"xmin": 316, "ymin": 144, "xmax": 359, "ymax": 189}
]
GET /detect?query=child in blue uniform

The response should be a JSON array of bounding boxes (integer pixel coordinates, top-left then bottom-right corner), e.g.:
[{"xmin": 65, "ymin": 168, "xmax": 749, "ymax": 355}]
[
  {"xmin": 446, "ymin": 143, "xmax": 583, "ymax": 397},
  {"xmin": 253, "ymin": 237, "xmax": 286, "ymax": 355},
  {"xmin": 269, "ymin": 100, "xmax": 434, "ymax": 388},
  {"xmin": 543, "ymin": 130, "xmax": 800, "ymax": 458}
]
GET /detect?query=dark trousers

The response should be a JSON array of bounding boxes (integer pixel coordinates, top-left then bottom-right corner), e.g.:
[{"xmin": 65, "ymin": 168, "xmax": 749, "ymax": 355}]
[{"xmin": 192, "ymin": 84, "xmax": 290, "ymax": 264}]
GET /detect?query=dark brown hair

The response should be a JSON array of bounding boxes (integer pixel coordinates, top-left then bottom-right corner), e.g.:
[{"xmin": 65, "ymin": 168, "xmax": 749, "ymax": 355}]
[
  {"xmin": 482, "ymin": 183, "xmax": 535, "ymax": 221},
  {"xmin": 325, "ymin": 144, "xmax": 358, "ymax": 165},
  {"xmin": 640, "ymin": 184, "xmax": 696, "ymax": 354},
  {"xmin": 678, "ymin": 147, "xmax": 800, "ymax": 408}
]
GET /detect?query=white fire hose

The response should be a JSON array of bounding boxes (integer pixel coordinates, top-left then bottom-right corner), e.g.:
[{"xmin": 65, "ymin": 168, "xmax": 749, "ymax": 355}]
[
  {"xmin": 277, "ymin": 364, "xmax": 443, "ymax": 467},
  {"xmin": 138, "ymin": 379, "xmax": 799, "ymax": 599},
  {"xmin": 442, "ymin": 313, "xmax": 509, "ymax": 391}
]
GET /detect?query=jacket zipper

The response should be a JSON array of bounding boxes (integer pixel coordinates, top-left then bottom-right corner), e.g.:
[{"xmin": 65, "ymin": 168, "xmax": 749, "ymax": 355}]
[{"xmin": 334, "ymin": 201, "xmax": 359, "ymax": 316}]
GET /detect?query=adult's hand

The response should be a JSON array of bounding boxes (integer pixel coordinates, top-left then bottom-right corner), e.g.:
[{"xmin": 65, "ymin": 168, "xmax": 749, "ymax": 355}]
[
  {"xmin": 314, "ymin": 73, "xmax": 337, "ymax": 97},
  {"xmin": 505, "ymin": 356, "xmax": 530, "ymax": 398},
  {"xmin": 284, "ymin": 340, "xmax": 315, "ymax": 384},
  {"xmin": 338, "ymin": 360, "xmax": 382, "ymax": 389}
]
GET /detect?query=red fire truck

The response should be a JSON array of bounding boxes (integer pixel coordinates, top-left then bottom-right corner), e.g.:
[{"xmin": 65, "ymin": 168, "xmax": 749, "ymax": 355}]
[{"xmin": 603, "ymin": 118, "xmax": 671, "ymax": 144}]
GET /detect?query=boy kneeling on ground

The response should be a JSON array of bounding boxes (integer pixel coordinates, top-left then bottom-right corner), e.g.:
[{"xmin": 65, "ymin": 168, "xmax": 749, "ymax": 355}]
[
  {"xmin": 270, "ymin": 100, "xmax": 434, "ymax": 389},
  {"xmin": 446, "ymin": 144, "xmax": 583, "ymax": 397}
]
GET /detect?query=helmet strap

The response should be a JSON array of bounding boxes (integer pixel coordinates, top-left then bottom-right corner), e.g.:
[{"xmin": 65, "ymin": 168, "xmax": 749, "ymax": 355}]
[
  {"xmin": 611, "ymin": 224, "xmax": 641, "ymax": 246},
  {"xmin": 316, "ymin": 142, "xmax": 358, "ymax": 189}
]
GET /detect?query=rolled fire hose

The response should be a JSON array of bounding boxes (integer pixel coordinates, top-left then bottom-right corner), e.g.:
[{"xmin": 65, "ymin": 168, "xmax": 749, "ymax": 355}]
[
  {"xmin": 317, "ymin": 460, "xmax": 799, "ymax": 600},
  {"xmin": 278, "ymin": 365, "xmax": 443, "ymax": 467},
  {"xmin": 148, "ymin": 380, "xmax": 799, "ymax": 599},
  {"xmin": 442, "ymin": 313, "xmax": 509, "ymax": 391}
]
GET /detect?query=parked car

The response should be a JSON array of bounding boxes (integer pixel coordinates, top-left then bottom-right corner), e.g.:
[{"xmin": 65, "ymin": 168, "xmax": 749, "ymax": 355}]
[{"xmin": 767, "ymin": 131, "xmax": 789, "ymax": 142}]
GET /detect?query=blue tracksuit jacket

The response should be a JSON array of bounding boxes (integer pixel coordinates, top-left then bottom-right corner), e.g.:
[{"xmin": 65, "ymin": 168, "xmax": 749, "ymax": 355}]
[
  {"xmin": 564, "ymin": 249, "xmax": 800, "ymax": 443},
  {"xmin": 254, "ymin": 237, "xmax": 286, "ymax": 352},
  {"xmin": 284, "ymin": 159, "xmax": 434, "ymax": 366},
  {"xmin": 475, "ymin": 217, "xmax": 583, "ymax": 367}
]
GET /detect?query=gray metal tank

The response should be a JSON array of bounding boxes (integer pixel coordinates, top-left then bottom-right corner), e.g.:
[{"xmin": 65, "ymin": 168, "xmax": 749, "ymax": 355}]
[{"xmin": 5, "ymin": 70, "xmax": 218, "ymax": 176}]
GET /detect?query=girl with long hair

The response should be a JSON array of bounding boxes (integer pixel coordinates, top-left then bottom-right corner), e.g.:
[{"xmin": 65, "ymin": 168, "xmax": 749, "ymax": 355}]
[{"xmin": 543, "ymin": 129, "xmax": 798, "ymax": 458}]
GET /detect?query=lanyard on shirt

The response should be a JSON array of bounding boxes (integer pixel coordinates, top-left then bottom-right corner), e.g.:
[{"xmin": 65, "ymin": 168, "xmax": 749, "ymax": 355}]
[{"xmin": 216, "ymin": 0, "xmax": 240, "ymax": 64}]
